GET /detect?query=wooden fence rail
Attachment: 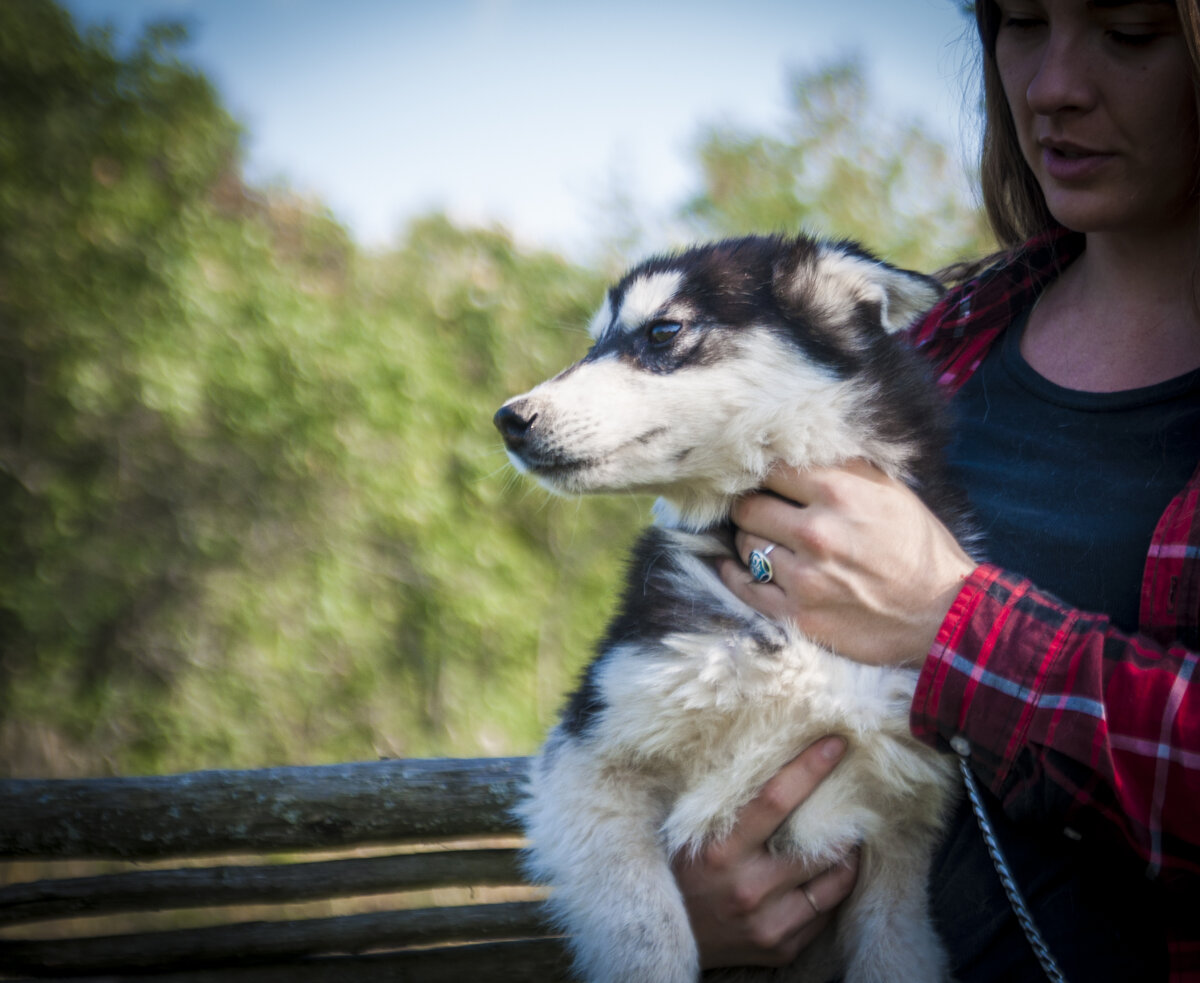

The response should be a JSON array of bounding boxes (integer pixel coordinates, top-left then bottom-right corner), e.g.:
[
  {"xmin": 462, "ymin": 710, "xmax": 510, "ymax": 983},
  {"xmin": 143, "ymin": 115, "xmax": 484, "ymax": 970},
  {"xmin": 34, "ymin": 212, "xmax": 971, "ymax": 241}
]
[{"xmin": 0, "ymin": 756, "xmax": 573, "ymax": 981}]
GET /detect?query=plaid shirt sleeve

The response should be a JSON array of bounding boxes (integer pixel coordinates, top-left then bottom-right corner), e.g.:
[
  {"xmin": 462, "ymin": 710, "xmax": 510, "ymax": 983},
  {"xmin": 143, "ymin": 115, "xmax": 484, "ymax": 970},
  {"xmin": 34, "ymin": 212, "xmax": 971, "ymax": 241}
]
[{"xmin": 911, "ymin": 564, "xmax": 1200, "ymax": 881}]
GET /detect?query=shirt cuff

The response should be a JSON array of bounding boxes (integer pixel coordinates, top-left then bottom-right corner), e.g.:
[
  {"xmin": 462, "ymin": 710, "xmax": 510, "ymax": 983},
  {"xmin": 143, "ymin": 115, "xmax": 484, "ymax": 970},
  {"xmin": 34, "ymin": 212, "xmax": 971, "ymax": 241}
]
[{"xmin": 910, "ymin": 563, "xmax": 1049, "ymax": 793}]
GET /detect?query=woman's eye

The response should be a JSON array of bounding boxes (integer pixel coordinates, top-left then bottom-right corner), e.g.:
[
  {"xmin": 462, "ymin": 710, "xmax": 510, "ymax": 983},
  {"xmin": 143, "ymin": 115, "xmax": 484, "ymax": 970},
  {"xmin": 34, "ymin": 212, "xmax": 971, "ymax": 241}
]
[
  {"xmin": 1108, "ymin": 28, "xmax": 1160, "ymax": 46},
  {"xmin": 647, "ymin": 321, "xmax": 682, "ymax": 346}
]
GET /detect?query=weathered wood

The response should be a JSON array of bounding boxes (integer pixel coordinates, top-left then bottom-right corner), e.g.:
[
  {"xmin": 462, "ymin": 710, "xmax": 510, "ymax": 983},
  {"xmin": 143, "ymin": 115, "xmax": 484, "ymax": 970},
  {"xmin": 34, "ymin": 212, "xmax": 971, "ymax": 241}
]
[
  {"xmin": 0, "ymin": 757, "xmax": 530, "ymax": 860},
  {"xmin": 0, "ymin": 900, "xmax": 552, "ymax": 974},
  {"xmin": 0, "ymin": 756, "xmax": 564, "ymax": 979},
  {"xmin": 0, "ymin": 847, "xmax": 526, "ymax": 926},
  {"xmin": 1, "ymin": 938, "xmax": 575, "ymax": 982}
]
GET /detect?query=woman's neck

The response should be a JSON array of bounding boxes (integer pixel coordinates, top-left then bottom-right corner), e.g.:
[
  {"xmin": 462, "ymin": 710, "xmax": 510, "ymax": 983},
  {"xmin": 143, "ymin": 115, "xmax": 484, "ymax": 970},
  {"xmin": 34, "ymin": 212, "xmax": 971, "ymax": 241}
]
[{"xmin": 1021, "ymin": 224, "xmax": 1200, "ymax": 392}]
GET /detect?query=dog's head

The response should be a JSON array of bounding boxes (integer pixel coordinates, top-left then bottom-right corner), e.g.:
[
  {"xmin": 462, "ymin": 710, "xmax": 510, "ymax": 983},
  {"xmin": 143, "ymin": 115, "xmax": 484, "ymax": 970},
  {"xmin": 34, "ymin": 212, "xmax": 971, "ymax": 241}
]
[{"xmin": 495, "ymin": 234, "xmax": 943, "ymax": 530}]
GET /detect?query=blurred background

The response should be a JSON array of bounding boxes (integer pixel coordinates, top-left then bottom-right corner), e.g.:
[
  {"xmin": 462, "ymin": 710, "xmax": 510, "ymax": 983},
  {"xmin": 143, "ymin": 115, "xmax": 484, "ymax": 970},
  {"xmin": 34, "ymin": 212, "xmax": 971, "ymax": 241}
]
[{"xmin": 0, "ymin": 0, "xmax": 992, "ymax": 779}]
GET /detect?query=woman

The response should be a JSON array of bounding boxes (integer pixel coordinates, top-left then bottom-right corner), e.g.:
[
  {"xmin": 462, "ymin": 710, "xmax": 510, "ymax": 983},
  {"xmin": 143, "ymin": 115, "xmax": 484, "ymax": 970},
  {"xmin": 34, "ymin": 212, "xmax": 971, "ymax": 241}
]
[{"xmin": 674, "ymin": 0, "xmax": 1200, "ymax": 979}]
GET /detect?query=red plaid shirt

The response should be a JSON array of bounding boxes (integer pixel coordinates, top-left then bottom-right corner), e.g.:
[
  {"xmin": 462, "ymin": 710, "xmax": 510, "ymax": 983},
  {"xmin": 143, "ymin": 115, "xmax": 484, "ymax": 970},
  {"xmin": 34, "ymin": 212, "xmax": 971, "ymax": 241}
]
[{"xmin": 908, "ymin": 228, "xmax": 1200, "ymax": 979}]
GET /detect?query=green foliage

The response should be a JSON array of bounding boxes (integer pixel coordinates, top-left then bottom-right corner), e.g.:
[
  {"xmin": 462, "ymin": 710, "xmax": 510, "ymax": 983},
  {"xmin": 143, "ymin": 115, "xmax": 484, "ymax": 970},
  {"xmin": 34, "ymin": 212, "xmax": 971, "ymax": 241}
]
[
  {"xmin": 683, "ymin": 58, "xmax": 994, "ymax": 271},
  {"xmin": 1, "ymin": 3, "xmax": 989, "ymax": 777},
  {"xmin": 0, "ymin": 1, "xmax": 645, "ymax": 775}
]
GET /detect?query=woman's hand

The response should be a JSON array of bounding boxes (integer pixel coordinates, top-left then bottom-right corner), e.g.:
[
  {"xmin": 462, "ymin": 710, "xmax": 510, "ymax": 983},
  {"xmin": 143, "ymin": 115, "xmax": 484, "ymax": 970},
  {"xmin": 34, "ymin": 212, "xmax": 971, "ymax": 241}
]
[
  {"xmin": 672, "ymin": 737, "xmax": 860, "ymax": 969},
  {"xmin": 719, "ymin": 459, "xmax": 976, "ymax": 668}
]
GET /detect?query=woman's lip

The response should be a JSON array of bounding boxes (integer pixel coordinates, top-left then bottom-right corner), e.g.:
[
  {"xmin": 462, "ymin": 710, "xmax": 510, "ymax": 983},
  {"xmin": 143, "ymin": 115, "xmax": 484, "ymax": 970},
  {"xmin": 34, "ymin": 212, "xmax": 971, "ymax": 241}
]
[{"xmin": 1040, "ymin": 145, "xmax": 1115, "ymax": 181}]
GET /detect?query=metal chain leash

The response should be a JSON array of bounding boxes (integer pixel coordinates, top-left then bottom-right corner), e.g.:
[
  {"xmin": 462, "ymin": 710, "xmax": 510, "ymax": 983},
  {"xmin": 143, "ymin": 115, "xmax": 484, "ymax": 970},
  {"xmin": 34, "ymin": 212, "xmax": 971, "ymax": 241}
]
[{"xmin": 959, "ymin": 757, "xmax": 1069, "ymax": 983}]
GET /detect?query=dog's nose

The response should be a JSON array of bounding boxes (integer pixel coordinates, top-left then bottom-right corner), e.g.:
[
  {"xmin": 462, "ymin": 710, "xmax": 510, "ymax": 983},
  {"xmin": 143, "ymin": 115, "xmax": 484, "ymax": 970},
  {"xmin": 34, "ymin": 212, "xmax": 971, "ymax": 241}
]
[{"xmin": 494, "ymin": 401, "xmax": 537, "ymax": 448}]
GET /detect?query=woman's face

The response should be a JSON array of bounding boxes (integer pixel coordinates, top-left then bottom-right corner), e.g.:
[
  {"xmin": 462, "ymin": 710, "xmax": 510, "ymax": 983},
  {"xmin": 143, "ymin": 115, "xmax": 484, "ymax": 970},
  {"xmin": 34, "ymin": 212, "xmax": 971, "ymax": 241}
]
[{"xmin": 994, "ymin": 0, "xmax": 1199, "ymax": 237}]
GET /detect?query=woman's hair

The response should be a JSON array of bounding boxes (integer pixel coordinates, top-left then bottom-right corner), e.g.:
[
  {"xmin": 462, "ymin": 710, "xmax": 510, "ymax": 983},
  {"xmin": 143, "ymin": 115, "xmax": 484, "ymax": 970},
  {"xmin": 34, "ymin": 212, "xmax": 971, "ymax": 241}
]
[{"xmin": 973, "ymin": 0, "xmax": 1200, "ymax": 249}]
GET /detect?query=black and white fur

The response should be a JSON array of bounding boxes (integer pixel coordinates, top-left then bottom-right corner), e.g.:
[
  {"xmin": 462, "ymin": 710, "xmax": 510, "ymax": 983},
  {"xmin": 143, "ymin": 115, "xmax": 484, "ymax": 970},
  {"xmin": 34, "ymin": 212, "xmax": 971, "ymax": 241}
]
[{"xmin": 494, "ymin": 235, "xmax": 969, "ymax": 983}]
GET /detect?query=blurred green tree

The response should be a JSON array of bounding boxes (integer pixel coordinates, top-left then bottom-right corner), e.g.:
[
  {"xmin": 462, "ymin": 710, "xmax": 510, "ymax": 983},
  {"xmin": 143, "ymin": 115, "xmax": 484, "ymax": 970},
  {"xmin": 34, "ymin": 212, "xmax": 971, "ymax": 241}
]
[
  {"xmin": 683, "ymin": 58, "xmax": 993, "ymax": 271},
  {"xmin": 0, "ymin": 1, "xmax": 645, "ymax": 775},
  {"xmin": 0, "ymin": 0, "xmax": 258, "ymax": 769}
]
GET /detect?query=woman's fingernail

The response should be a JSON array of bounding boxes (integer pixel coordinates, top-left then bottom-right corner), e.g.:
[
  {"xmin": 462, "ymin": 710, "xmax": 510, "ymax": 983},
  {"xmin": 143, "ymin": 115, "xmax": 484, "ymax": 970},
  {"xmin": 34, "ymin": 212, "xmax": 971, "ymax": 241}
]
[{"xmin": 820, "ymin": 736, "xmax": 847, "ymax": 762}]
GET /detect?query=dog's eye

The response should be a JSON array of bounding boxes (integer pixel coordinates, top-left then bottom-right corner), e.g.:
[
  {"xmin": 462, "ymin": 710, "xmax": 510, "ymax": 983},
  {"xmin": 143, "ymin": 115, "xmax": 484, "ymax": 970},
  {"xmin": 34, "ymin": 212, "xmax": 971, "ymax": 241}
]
[{"xmin": 647, "ymin": 321, "xmax": 681, "ymax": 347}]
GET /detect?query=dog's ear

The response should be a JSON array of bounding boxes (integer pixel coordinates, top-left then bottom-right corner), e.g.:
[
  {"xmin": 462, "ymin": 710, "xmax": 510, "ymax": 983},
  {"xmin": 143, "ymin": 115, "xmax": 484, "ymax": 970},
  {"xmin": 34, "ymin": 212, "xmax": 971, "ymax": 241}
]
[
  {"xmin": 860, "ymin": 257, "xmax": 945, "ymax": 334},
  {"xmin": 775, "ymin": 239, "xmax": 944, "ymax": 338}
]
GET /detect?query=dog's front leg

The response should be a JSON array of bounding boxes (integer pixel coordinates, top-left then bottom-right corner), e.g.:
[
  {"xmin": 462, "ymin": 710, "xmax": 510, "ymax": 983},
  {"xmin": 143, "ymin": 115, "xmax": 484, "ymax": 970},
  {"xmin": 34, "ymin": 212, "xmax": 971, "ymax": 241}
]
[
  {"xmin": 522, "ymin": 741, "xmax": 698, "ymax": 983},
  {"xmin": 837, "ymin": 833, "xmax": 950, "ymax": 983}
]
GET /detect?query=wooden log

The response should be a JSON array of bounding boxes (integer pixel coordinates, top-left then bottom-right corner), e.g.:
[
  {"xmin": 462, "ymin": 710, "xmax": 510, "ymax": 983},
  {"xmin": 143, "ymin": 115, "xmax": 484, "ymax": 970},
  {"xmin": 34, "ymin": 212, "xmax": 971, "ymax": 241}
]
[
  {"xmin": 0, "ymin": 847, "xmax": 527, "ymax": 926},
  {"xmin": 0, "ymin": 900, "xmax": 553, "ymax": 974},
  {"xmin": 328, "ymin": 939, "xmax": 574, "ymax": 983},
  {"xmin": 0, "ymin": 757, "xmax": 530, "ymax": 860},
  {"xmin": 1, "ymin": 938, "xmax": 575, "ymax": 982}
]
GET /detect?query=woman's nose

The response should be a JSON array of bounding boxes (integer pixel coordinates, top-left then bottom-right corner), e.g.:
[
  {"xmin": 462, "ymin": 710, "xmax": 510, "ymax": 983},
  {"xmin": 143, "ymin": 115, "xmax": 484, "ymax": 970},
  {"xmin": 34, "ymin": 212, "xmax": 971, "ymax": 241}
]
[{"xmin": 1026, "ymin": 27, "xmax": 1096, "ymax": 116}]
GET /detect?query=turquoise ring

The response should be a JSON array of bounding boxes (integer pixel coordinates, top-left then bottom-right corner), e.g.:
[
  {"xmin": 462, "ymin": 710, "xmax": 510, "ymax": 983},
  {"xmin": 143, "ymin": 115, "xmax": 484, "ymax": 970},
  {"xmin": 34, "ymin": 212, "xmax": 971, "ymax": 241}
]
[{"xmin": 747, "ymin": 544, "xmax": 777, "ymax": 584}]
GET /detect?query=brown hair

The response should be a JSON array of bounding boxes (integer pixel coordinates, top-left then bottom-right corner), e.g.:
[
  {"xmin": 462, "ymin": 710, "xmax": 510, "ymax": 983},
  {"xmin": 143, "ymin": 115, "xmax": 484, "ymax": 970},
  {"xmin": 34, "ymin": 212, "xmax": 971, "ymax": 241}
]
[{"xmin": 973, "ymin": 0, "xmax": 1200, "ymax": 249}]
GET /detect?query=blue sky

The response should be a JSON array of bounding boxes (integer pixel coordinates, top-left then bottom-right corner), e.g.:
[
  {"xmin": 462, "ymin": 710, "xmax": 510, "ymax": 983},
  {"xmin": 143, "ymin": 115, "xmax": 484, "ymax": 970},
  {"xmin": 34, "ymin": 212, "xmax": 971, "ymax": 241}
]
[{"xmin": 62, "ymin": 0, "xmax": 979, "ymax": 256}]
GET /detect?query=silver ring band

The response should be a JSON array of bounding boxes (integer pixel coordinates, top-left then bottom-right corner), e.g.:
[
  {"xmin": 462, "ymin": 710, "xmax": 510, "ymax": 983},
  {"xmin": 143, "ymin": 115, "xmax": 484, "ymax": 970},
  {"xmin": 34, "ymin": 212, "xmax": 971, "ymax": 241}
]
[{"xmin": 802, "ymin": 883, "xmax": 821, "ymax": 915}]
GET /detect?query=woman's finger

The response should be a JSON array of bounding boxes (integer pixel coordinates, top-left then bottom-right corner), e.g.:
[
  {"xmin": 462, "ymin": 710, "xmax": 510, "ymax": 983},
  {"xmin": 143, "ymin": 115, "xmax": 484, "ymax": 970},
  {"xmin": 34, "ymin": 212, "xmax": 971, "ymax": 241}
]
[
  {"xmin": 730, "ymin": 490, "xmax": 805, "ymax": 547},
  {"xmin": 720, "ymin": 738, "xmax": 848, "ymax": 852},
  {"xmin": 742, "ymin": 889, "xmax": 834, "ymax": 966},
  {"xmin": 756, "ymin": 851, "xmax": 861, "ymax": 966},
  {"xmin": 801, "ymin": 848, "xmax": 861, "ymax": 915},
  {"xmin": 716, "ymin": 554, "xmax": 789, "ymax": 619}
]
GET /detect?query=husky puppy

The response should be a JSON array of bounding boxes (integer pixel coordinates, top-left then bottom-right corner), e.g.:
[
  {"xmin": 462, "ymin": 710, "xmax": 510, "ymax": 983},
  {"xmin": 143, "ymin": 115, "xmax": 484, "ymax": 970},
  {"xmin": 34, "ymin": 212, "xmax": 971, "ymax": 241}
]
[{"xmin": 494, "ymin": 234, "xmax": 970, "ymax": 983}]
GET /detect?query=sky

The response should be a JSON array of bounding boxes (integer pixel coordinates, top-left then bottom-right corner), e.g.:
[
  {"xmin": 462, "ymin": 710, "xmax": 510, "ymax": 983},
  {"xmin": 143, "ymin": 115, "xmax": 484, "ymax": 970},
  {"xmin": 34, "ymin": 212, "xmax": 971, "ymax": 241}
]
[{"xmin": 62, "ymin": 0, "xmax": 980, "ymax": 257}]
